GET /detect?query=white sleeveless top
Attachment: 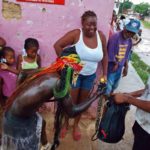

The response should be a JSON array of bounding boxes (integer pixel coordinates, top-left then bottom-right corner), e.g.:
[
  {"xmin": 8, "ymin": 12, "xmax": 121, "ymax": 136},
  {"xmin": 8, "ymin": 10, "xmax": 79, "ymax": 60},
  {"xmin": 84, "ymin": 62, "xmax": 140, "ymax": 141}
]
[{"xmin": 75, "ymin": 29, "xmax": 103, "ymax": 75}]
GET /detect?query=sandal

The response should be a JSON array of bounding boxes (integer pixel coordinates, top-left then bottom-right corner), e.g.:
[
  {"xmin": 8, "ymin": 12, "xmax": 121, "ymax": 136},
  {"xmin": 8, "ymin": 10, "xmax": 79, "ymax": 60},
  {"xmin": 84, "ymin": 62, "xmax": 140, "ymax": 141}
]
[
  {"xmin": 60, "ymin": 127, "xmax": 68, "ymax": 138},
  {"xmin": 41, "ymin": 143, "xmax": 51, "ymax": 150},
  {"xmin": 72, "ymin": 130, "xmax": 81, "ymax": 141}
]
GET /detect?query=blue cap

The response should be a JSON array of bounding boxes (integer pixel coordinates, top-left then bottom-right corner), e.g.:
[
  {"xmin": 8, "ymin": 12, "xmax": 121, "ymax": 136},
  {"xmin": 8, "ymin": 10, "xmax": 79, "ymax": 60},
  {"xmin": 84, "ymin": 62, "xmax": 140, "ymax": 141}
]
[{"xmin": 125, "ymin": 19, "xmax": 141, "ymax": 33}]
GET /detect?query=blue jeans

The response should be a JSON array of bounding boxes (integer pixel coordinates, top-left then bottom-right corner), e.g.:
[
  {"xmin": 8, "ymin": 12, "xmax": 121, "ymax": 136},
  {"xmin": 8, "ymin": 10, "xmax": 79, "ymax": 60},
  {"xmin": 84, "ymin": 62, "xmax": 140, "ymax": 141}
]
[
  {"xmin": 72, "ymin": 73, "xmax": 96, "ymax": 90},
  {"xmin": 105, "ymin": 68, "xmax": 122, "ymax": 95}
]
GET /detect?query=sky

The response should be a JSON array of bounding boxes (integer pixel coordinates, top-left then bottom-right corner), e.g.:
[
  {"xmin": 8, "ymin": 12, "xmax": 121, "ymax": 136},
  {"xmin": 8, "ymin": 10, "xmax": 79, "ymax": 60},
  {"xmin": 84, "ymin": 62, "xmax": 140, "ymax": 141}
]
[{"xmin": 130, "ymin": 0, "xmax": 150, "ymax": 4}]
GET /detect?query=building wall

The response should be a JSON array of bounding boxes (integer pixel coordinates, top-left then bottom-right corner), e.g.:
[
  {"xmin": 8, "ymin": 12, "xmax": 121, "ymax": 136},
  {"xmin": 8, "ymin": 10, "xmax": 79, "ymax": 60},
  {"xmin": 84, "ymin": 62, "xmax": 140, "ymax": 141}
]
[{"xmin": 0, "ymin": 0, "xmax": 114, "ymax": 66}]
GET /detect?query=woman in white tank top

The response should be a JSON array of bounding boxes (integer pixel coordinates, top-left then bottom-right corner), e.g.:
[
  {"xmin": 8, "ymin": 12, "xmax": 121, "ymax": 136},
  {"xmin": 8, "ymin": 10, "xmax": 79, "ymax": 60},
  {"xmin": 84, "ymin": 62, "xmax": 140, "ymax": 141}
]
[{"xmin": 54, "ymin": 10, "xmax": 108, "ymax": 141}]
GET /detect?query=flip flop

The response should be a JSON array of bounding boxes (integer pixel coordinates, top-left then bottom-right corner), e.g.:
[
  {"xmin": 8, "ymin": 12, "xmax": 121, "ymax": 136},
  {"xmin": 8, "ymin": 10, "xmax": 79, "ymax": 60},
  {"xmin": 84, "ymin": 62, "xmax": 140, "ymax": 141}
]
[
  {"xmin": 72, "ymin": 130, "xmax": 81, "ymax": 141},
  {"xmin": 41, "ymin": 143, "xmax": 51, "ymax": 150},
  {"xmin": 60, "ymin": 127, "xmax": 67, "ymax": 138}
]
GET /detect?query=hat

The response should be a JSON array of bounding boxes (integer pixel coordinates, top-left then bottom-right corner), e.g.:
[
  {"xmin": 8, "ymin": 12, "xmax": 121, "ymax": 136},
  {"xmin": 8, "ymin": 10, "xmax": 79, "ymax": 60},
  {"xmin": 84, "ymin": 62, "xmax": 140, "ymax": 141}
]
[{"xmin": 125, "ymin": 19, "xmax": 141, "ymax": 33}]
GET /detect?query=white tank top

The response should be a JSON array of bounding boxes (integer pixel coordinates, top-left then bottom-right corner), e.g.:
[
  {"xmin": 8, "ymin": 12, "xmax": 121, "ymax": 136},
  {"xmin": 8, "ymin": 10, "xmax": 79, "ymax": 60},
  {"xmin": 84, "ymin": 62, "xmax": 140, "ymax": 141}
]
[{"xmin": 75, "ymin": 29, "xmax": 103, "ymax": 75}]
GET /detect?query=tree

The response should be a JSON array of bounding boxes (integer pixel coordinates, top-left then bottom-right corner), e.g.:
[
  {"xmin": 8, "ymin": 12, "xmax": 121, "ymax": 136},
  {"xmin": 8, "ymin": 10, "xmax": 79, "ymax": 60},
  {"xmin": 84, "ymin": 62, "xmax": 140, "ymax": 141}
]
[
  {"xmin": 134, "ymin": 3, "xmax": 150, "ymax": 16},
  {"xmin": 119, "ymin": 0, "xmax": 133, "ymax": 14}
]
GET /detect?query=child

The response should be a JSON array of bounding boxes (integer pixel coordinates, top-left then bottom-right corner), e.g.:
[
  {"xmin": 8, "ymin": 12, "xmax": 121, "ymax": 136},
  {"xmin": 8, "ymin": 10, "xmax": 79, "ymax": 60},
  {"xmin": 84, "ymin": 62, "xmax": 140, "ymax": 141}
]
[
  {"xmin": 0, "ymin": 47, "xmax": 18, "ymax": 106},
  {"xmin": 17, "ymin": 38, "xmax": 41, "ymax": 84}
]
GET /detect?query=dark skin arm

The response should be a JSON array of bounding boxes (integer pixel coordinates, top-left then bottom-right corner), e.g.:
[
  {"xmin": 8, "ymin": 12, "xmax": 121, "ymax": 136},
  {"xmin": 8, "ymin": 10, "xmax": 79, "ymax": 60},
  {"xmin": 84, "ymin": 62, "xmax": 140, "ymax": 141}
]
[
  {"xmin": 129, "ymin": 89, "xmax": 145, "ymax": 97},
  {"xmin": 37, "ymin": 54, "xmax": 41, "ymax": 68},
  {"xmin": 0, "ymin": 63, "xmax": 19, "ymax": 75},
  {"xmin": 16, "ymin": 55, "xmax": 22, "ymax": 72},
  {"xmin": 122, "ymin": 60, "xmax": 128, "ymax": 77},
  {"xmin": 114, "ymin": 88, "xmax": 150, "ymax": 113},
  {"xmin": 54, "ymin": 29, "xmax": 79, "ymax": 56},
  {"xmin": 99, "ymin": 31, "xmax": 108, "ymax": 80}
]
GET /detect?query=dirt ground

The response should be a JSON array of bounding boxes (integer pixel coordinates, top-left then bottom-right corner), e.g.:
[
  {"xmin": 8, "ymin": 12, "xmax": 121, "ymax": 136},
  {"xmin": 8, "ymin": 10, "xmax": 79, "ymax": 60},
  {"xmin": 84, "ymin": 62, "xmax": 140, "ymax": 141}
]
[{"xmin": 41, "ymin": 107, "xmax": 99, "ymax": 150}]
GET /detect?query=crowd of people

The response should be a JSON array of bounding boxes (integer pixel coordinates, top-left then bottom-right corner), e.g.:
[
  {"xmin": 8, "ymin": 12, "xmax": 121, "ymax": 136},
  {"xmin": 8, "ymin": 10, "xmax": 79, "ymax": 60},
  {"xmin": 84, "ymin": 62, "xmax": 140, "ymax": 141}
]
[{"xmin": 0, "ymin": 9, "xmax": 149, "ymax": 150}]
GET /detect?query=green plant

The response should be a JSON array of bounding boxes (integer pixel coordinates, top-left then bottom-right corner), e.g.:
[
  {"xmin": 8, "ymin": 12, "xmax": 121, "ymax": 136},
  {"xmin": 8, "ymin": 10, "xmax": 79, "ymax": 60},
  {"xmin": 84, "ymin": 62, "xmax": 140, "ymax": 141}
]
[
  {"xmin": 134, "ymin": 2, "xmax": 150, "ymax": 16},
  {"xmin": 131, "ymin": 52, "xmax": 150, "ymax": 84},
  {"xmin": 119, "ymin": 1, "xmax": 133, "ymax": 14},
  {"xmin": 142, "ymin": 21, "xmax": 150, "ymax": 29}
]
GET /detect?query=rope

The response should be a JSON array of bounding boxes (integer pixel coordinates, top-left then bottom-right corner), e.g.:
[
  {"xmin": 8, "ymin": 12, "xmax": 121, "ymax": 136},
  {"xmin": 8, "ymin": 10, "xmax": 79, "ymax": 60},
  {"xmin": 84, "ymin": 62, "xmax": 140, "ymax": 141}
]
[{"xmin": 91, "ymin": 81, "xmax": 107, "ymax": 141}]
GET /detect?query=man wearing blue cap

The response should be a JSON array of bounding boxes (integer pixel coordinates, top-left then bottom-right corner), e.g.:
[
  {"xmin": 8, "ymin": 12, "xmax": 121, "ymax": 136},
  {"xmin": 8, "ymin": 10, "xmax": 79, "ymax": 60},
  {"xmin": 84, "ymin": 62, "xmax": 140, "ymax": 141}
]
[{"xmin": 105, "ymin": 19, "xmax": 141, "ymax": 95}]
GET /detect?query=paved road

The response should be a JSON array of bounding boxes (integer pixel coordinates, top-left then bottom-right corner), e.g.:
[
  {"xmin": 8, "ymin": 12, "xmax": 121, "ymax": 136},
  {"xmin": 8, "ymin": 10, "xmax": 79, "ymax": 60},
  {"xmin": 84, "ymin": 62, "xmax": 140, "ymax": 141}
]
[{"xmin": 133, "ymin": 26, "xmax": 150, "ymax": 66}]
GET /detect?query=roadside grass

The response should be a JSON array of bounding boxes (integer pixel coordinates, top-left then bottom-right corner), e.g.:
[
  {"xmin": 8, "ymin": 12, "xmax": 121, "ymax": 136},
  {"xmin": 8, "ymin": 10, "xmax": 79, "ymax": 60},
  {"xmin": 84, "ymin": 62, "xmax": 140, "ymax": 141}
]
[
  {"xmin": 131, "ymin": 52, "xmax": 150, "ymax": 84},
  {"xmin": 142, "ymin": 20, "xmax": 150, "ymax": 29}
]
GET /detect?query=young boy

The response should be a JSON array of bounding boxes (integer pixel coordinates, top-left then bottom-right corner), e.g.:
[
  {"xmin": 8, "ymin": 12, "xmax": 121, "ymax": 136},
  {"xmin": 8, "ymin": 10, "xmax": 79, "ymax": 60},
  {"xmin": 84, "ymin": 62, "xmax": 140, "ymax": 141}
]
[{"xmin": 106, "ymin": 19, "xmax": 141, "ymax": 95}]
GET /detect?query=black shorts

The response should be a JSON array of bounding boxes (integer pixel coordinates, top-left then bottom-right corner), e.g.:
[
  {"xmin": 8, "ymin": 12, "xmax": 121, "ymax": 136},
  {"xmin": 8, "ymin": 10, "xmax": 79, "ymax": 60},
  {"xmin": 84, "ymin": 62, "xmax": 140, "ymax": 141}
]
[{"xmin": 132, "ymin": 121, "xmax": 150, "ymax": 150}]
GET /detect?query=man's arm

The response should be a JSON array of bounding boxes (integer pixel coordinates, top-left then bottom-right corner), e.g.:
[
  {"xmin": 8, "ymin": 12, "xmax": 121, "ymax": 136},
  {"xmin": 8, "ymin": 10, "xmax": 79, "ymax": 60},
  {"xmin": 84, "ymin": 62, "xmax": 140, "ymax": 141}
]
[
  {"xmin": 127, "ymin": 95, "xmax": 150, "ymax": 113},
  {"xmin": 114, "ymin": 88, "xmax": 150, "ymax": 113},
  {"xmin": 122, "ymin": 60, "xmax": 128, "ymax": 77},
  {"xmin": 129, "ymin": 89, "xmax": 145, "ymax": 97}
]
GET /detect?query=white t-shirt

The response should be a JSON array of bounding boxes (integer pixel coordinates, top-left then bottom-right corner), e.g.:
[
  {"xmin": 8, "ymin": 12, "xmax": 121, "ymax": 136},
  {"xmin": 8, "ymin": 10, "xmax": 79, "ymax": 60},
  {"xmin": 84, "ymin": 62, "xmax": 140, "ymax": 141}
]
[{"xmin": 136, "ymin": 76, "xmax": 150, "ymax": 134}]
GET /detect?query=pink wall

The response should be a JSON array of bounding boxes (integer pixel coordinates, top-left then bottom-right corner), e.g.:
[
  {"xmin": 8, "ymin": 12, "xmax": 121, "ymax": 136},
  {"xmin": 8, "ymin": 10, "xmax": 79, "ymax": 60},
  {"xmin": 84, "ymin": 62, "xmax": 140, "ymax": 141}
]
[{"xmin": 0, "ymin": 0, "xmax": 114, "ymax": 66}]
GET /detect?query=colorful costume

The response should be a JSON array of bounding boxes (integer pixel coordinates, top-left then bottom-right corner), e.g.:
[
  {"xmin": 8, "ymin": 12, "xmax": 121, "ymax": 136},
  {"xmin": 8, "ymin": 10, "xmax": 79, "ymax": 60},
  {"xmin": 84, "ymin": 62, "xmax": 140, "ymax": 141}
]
[{"xmin": 1, "ymin": 46, "xmax": 83, "ymax": 150}]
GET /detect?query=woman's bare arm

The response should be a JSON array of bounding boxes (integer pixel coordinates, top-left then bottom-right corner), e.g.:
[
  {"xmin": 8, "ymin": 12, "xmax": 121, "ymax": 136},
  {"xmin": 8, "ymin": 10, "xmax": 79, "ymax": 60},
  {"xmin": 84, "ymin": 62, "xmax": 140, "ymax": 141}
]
[
  {"xmin": 98, "ymin": 31, "xmax": 108, "ymax": 80},
  {"xmin": 54, "ymin": 29, "xmax": 79, "ymax": 56}
]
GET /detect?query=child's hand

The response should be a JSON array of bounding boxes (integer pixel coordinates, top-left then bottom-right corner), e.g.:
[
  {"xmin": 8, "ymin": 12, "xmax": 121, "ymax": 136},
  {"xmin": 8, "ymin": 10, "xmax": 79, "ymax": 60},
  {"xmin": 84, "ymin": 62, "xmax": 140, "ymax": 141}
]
[{"xmin": 0, "ymin": 63, "xmax": 8, "ymax": 70}]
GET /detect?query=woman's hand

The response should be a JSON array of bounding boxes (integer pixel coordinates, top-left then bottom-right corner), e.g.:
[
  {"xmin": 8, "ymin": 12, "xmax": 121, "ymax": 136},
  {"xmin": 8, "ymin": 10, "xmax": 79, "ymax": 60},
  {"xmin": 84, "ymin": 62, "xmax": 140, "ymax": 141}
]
[{"xmin": 100, "ymin": 75, "xmax": 107, "ymax": 83}]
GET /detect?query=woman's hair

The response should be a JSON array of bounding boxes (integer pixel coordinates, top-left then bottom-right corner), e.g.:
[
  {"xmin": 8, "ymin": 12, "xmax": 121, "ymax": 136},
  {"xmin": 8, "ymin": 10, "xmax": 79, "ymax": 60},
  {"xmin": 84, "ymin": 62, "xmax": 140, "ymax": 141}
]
[
  {"xmin": 24, "ymin": 38, "xmax": 39, "ymax": 50},
  {"xmin": 81, "ymin": 10, "xmax": 97, "ymax": 22},
  {"xmin": 0, "ymin": 47, "xmax": 14, "ymax": 58}
]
